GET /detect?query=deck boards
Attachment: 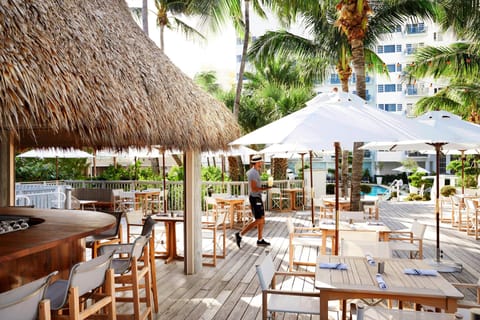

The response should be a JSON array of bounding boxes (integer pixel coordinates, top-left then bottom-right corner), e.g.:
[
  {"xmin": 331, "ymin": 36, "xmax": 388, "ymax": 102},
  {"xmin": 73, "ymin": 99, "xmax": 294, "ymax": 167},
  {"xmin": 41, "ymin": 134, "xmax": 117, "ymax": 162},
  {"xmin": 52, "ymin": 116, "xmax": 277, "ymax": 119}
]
[{"xmin": 120, "ymin": 200, "xmax": 480, "ymax": 319}]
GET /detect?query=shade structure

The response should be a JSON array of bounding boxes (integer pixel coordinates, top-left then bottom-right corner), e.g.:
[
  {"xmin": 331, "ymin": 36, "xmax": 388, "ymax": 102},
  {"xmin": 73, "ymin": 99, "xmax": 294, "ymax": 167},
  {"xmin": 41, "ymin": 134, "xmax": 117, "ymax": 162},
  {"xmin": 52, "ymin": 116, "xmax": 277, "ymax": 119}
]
[
  {"xmin": 230, "ymin": 91, "xmax": 430, "ymax": 254},
  {"xmin": 17, "ymin": 148, "xmax": 93, "ymax": 179},
  {"xmin": 392, "ymin": 165, "xmax": 430, "ymax": 174},
  {"xmin": 1, "ymin": 0, "xmax": 240, "ymax": 151},
  {"xmin": 362, "ymin": 110, "xmax": 480, "ymax": 271}
]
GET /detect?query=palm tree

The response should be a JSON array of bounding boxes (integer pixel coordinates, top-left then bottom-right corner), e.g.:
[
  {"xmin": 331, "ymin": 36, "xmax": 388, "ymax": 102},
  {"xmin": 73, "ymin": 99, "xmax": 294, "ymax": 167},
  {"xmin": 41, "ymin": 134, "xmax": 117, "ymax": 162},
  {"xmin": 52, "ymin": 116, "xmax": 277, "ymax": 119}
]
[
  {"xmin": 153, "ymin": 0, "xmax": 206, "ymax": 52},
  {"xmin": 405, "ymin": 1, "xmax": 480, "ymax": 118}
]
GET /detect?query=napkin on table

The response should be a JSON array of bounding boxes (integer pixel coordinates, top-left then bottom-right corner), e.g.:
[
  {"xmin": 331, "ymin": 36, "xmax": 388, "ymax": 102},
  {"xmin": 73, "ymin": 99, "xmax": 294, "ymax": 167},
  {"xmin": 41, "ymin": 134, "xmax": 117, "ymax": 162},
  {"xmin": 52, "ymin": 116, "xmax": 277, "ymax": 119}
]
[
  {"xmin": 367, "ymin": 221, "xmax": 384, "ymax": 226},
  {"xmin": 404, "ymin": 268, "xmax": 438, "ymax": 276},
  {"xmin": 376, "ymin": 273, "xmax": 387, "ymax": 289},
  {"xmin": 319, "ymin": 262, "xmax": 348, "ymax": 270}
]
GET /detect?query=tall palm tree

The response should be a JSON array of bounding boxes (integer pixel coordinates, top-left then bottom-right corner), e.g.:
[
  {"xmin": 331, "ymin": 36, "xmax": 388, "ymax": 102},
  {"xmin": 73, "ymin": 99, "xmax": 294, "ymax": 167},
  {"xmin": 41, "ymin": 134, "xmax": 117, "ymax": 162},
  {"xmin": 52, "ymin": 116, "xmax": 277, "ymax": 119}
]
[{"xmin": 153, "ymin": 0, "xmax": 206, "ymax": 52}]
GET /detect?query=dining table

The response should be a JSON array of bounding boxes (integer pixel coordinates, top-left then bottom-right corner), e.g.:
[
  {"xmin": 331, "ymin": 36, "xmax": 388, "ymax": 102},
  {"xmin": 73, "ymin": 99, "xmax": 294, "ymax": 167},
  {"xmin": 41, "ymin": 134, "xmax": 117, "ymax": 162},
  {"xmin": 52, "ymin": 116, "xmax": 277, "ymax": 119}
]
[
  {"xmin": 323, "ymin": 198, "xmax": 351, "ymax": 211},
  {"xmin": 315, "ymin": 255, "xmax": 464, "ymax": 320},
  {"xmin": 150, "ymin": 214, "xmax": 184, "ymax": 264},
  {"xmin": 282, "ymin": 188, "xmax": 303, "ymax": 211},
  {"xmin": 214, "ymin": 195, "xmax": 248, "ymax": 229}
]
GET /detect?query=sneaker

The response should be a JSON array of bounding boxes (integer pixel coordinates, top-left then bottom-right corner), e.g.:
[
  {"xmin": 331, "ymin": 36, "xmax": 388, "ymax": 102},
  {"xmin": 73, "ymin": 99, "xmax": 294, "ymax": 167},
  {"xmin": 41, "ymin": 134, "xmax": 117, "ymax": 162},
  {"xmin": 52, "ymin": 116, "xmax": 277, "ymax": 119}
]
[
  {"xmin": 257, "ymin": 239, "xmax": 271, "ymax": 246},
  {"xmin": 235, "ymin": 232, "xmax": 242, "ymax": 248}
]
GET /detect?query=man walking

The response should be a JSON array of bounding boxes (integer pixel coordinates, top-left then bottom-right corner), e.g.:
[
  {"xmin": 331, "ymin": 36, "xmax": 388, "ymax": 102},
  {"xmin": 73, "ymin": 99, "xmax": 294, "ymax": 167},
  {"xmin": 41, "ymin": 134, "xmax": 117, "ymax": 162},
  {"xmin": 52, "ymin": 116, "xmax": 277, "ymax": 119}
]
[{"xmin": 235, "ymin": 155, "xmax": 270, "ymax": 248}]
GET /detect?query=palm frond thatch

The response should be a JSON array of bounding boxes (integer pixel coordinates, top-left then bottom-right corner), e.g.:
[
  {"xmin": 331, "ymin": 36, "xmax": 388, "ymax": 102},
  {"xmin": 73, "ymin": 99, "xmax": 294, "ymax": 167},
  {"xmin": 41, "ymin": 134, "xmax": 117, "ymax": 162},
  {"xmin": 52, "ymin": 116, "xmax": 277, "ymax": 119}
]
[{"xmin": 0, "ymin": 0, "xmax": 240, "ymax": 151}]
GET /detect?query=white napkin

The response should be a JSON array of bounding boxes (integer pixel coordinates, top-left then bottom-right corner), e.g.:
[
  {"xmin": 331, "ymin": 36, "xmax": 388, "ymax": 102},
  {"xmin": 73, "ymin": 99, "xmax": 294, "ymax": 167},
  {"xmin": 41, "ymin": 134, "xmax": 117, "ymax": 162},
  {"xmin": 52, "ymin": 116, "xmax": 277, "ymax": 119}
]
[
  {"xmin": 404, "ymin": 268, "xmax": 438, "ymax": 276},
  {"xmin": 376, "ymin": 273, "xmax": 387, "ymax": 289},
  {"xmin": 367, "ymin": 221, "xmax": 384, "ymax": 226},
  {"xmin": 320, "ymin": 219, "xmax": 335, "ymax": 225},
  {"xmin": 319, "ymin": 262, "xmax": 348, "ymax": 270},
  {"xmin": 365, "ymin": 253, "xmax": 375, "ymax": 265}
]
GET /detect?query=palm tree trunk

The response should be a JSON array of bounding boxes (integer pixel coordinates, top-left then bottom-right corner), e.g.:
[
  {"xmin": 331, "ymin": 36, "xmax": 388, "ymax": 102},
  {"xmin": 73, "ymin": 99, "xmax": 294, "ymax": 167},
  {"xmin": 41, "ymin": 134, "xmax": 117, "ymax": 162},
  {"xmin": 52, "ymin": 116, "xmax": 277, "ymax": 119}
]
[
  {"xmin": 142, "ymin": 0, "xmax": 148, "ymax": 35},
  {"xmin": 351, "ymin": 38, "xmax": 366, "ymax": 99},
  {"xmin": 350, "ymin": 142, "xmax": 364, "ymax": 210},
  {"xmin": 159, "ymin": 24, "xmax": 165, "ymax": 52},
  {"xmin": 233, "ymin": 0, "xmax": 250, "ymax": 120}
]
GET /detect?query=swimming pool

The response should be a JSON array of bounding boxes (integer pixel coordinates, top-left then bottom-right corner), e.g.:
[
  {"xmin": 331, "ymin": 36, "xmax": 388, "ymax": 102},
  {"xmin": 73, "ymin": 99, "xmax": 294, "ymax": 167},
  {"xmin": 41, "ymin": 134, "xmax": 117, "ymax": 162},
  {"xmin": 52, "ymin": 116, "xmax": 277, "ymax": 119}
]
[{"xmin": 362, "ymin": 185, "xmax": 389, "ymax": 197}]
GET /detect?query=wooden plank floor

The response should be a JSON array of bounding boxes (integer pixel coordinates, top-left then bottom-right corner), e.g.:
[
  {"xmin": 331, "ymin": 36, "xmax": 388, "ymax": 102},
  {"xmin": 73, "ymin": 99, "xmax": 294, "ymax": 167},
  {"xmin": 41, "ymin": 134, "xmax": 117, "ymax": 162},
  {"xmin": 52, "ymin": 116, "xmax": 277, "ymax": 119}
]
[{"xmin": 119, "ymin": 200, "xmax": 480, "ymax": 319}]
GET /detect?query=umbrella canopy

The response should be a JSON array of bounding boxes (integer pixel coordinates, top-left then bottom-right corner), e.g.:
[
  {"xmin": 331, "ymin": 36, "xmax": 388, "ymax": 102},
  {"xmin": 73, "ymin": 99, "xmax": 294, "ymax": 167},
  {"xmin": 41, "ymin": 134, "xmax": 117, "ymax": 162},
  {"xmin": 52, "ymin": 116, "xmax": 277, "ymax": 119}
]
[
  {"xmin": 230, "ymin": 91, "xmax": 431, "ymax": 254},
  {"xmin": 392, "ymin": 165, "xmax": 430, "ymax": 174},
  {"xmin": 1, "ymin": 0, "xmax": 239, "ymax": 151},
  {"xmin": 362, "ymin": 110, "xmax": 480, "ymax": 270},
  {"xmin": 230, "ymin": 92, "xmax": 429, "ymax": 150},
  {"xmin": 17, "ymin": 148, "xmax": 93, "ymax": 159}
]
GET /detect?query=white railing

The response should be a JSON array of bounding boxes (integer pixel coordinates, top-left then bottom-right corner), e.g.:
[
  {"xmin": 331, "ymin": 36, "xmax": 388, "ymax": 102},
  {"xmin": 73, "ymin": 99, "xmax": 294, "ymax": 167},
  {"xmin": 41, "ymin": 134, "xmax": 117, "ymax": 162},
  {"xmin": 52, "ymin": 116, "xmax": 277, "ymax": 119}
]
[{"xmin": 15, "ymin": 179, "xmax": 304, "ymax": 211}]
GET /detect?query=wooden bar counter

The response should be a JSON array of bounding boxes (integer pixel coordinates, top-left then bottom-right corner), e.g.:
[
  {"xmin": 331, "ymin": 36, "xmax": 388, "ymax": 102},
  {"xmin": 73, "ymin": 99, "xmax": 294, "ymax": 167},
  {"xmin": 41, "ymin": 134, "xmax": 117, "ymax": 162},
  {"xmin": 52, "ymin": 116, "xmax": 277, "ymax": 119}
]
[{"xmin": 0, "ymin": 207, "xmax": 115, "ymax": 292}]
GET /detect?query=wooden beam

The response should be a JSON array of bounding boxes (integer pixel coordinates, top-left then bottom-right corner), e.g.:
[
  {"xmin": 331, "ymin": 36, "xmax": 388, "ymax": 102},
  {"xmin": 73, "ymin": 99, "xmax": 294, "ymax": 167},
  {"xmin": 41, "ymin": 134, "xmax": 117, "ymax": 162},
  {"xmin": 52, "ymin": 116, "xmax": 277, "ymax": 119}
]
[{"xmin": 0, "ymin": 130, "xmax": 15, "ymax": 207}]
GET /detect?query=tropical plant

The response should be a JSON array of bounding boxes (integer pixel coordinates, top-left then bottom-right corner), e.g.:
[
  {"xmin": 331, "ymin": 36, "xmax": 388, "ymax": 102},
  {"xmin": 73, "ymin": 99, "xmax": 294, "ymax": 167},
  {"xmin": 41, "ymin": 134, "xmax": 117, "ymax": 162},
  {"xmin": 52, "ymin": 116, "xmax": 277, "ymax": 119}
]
[
  {"xmin": 446, "ymin": 155, "xmax": 480, "ymax": 188},
  {"xmin": 440, "ymin": 185, "xmax": 457, "ymax": 197},
  {"xmin": 15, "ymin": 158, "xmax": 90, "ymax": 181},
  {"xmin": 408, "ymin": 170, "xmax": 432, "ymax": 189},
  {"xmin": 167, "ymin": 165, "xmax": 184, "ymax": 181},
  {"xmin": 202, "ymin": 166, "xmax": 229, "ymax": 181}
]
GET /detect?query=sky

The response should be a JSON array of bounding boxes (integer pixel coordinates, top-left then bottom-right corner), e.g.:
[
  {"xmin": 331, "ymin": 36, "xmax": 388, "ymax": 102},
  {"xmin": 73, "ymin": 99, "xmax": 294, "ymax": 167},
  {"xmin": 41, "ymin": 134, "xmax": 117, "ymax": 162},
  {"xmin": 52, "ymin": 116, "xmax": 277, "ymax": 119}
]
[{"xmin": 126, "ymin": 0, "xmax": 238, "ymax": 89}]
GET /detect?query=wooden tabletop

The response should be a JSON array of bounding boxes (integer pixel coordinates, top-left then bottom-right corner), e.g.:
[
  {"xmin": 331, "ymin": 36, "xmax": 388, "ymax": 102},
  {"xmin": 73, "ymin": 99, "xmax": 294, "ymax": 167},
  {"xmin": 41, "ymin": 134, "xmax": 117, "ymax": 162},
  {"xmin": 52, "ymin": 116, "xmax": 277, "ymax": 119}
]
[
  {"xmin": 315, "ymin": 255, "xmax": 463, "ymax": 319},
  {"xmin": 0, "ymin": 207, "xmax": 115, "ymax": 263}
]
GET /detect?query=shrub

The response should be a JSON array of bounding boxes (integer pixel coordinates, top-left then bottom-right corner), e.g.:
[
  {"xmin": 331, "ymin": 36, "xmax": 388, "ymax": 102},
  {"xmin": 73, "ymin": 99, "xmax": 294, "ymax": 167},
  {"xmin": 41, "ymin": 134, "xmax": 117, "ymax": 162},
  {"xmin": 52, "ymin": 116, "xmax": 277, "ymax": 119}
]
[
  {"xmin": 360, "ymin": 184, "xmax": 372, "ymax": 194},
  {"xmin": 440, "ymin": 185, "xmax": 457, "ymax": 197}
]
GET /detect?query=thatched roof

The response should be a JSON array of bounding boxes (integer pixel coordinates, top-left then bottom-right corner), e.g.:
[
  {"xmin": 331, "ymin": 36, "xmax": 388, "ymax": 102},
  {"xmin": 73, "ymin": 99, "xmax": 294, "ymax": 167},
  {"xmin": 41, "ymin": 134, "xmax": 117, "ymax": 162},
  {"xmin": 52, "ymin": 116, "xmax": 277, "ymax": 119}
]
[{"xmin": 0, "ymin": 0, "xmax": 240, "ymax": 151}]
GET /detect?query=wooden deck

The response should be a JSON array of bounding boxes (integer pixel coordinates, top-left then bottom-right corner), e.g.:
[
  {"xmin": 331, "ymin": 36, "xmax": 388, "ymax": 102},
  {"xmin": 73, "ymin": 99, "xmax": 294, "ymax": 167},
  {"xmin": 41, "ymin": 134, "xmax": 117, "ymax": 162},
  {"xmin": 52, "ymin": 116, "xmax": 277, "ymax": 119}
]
[{"xmin": 121, "ymin": 200, "xmax": 480, "ymax": 319}]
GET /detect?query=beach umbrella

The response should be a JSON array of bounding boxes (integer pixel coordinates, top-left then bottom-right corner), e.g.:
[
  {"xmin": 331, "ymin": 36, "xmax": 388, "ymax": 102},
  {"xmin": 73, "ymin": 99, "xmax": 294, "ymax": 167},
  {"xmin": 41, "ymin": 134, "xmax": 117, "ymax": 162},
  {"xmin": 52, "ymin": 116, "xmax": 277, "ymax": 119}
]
[
  {"xmin": 230, "ymin": 91, "xmax": 430, "ymax": 254},
  {"xmin": 363, "ymin": 110, "xmax": 480, "ymax": 271},
  {"xmin": 17, "ymin": 148, "xmax": 93, "ymax": 179}
]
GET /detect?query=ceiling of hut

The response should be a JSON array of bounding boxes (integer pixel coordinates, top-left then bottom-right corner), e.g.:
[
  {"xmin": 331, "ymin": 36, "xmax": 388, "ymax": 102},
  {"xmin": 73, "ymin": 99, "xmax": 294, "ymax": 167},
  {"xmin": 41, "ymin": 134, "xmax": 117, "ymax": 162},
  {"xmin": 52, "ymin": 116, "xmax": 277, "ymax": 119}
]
[{"xmin": 0, "ymin": 0, "xmax": 240, "ymax": 151}]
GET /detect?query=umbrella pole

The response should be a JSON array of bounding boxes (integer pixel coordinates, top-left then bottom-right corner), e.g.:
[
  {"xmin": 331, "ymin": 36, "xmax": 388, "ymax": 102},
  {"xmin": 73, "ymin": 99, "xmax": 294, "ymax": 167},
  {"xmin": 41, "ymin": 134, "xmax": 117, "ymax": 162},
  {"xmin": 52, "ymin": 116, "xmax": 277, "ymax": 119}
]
[
  {"xmin": 334, "ymin": 142, "xmax": 341, "ymax": 255},
  {"xmin": 428, "ymin": 143, "xmax": 462, "ymax": 272},
  {"xmin": 309, "ymin": 151, "xmax": 314, "ymax": 225},
  {"xmin": 300, "ymin": 153, "xmax": 306, "ymax": 210},
  {"xmin": 461, "ymin": 150, "xmax": 465, "ymax": 195}
]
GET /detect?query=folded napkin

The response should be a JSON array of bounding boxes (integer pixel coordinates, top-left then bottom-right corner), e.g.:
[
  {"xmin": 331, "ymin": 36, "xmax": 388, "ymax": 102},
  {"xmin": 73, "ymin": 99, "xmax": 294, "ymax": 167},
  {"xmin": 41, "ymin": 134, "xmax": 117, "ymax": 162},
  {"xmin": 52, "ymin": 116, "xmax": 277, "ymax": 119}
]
[
  {"xmin": 404, "ymin": 268, "xmax": 438, "ymax": 276},
  {"xmin": 376, "ymin": 274, "xmax": 387, "ymax": 289},
  {"xmin": 365, "ymin": 253, "xmax": 376, "ymax": 266},
  {"xmin": 319, "ymin": 262, "xmax": 348, "ymax": 270},
  {"xmin": 320, "ymin": 219, "xmax": 335, "ymax": 225},
  {"xmin": 366, "ymin": 221, "xmax": 384, "ymax": 226}
]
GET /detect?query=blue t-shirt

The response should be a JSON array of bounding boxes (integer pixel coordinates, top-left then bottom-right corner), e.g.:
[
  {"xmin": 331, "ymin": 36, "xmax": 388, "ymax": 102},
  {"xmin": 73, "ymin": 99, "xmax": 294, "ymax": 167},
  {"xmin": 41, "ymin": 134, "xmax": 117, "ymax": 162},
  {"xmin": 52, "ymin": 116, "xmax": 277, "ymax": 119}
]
[{"xmin": 247, "ymin": 167, "xmax": 262, "ymax": 197}]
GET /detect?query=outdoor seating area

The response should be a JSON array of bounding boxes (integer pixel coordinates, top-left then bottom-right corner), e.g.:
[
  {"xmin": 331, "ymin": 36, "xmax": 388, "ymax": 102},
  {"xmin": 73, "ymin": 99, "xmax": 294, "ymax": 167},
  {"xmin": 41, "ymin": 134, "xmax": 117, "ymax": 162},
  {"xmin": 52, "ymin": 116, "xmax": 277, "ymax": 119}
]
[{"xmin": 440, "ymin": 195, "xmax": 480, "ymax": 240}]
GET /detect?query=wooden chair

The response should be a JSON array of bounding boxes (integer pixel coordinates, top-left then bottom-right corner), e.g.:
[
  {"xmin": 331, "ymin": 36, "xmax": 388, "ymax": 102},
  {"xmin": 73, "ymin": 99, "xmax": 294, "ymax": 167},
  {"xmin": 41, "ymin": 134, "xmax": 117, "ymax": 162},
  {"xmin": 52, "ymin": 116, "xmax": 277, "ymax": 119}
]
[
  {"xmin": 286, "ymin": 217, "xmax": 323, "ymax": 271},
  {"xmin": 202, "ymin": 205, "xmax": 228, "ymax": 267},
  {"xmin": 385, "ymin": 220, "xmax": 426, "ymax": 259},
  {"xmin": 464, "ymin": 198, "xmax": 480, "ymax": 240},
  {"xmin": 255, "ymin": 252, "xmax": 339, "ymax": 320},
  {"xmin": 86, "ymin": 210, "xmax": 123, "ymax": 258},
  {"xmin": 363, "ymin": 199, "xmax": 379, "ymax": 220},
  {"xmin": 45, "ymin": 253, "xmax": 116, "ymax": 320},
  {"xmin": 0, "ymin": 271, "xmax": 57, "ymax": 320},
  {"xmin": 270, "ymin": 188, "xmax": 290, "ymax": 212},
  {"xmin": 450, "ymin": 278, "xmax": 480, "ymax": 319},
  {"xmin": 313, "ymin": 198, "xmax": 334, "ymax": 220},
  {"xmin": 451, "ymin": 195, "xmax": 467, "ymax": 230},
  {"xmin": 98, "ymin": 235, "xmax": 153, "ymax": 320},
  {"xmin": 126, "ymin": 210, "xmax": 145, "ymax": 243}
]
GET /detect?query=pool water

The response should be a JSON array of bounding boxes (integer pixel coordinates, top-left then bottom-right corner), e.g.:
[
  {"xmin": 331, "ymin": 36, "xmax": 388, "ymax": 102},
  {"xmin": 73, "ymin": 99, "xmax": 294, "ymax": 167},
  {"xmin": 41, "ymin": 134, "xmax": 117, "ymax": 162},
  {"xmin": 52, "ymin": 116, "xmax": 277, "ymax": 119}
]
[{"xmin": 362, "ymin": 185, "xmax": 388, "ymax": 197}]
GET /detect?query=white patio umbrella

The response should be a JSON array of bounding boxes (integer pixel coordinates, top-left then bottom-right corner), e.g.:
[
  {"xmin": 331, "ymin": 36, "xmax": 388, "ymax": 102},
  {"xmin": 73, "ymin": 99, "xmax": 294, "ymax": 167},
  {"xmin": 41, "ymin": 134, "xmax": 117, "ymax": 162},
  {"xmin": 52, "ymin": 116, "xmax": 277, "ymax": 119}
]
[
  {"xmin": 362, "ymin": 110, "xmax": 480, "ymax": 271},
  {"xmin": 392, "ymin": 165, "xmax": 430, "ymax": 174},
  {"xmin": 17, "ymin": 148, "xmax": 94, "ymax": 179},
  {"xmin": 230, "ymin": 91, "xmax": 431, "ymax": 254}
]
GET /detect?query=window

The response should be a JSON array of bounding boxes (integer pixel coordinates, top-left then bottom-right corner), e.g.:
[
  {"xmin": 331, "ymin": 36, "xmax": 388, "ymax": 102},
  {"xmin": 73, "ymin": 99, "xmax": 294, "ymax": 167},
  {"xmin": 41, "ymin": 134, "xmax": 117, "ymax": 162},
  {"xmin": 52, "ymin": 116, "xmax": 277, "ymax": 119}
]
[
  {"xmin": 407, "ymin": 23, "xmax": 425, "ymax": 34},
  {"xmin": 385, "ymin": 104, "xmax": 397, "ymax": 112},
  {"xmin": 387, "ymin": 64, "xmax": 396, "ymax": 72},
  {"xmin": 351, "ymin": 73, "xmax": 356, "ymax": 83},
  {"xmin": 377, "ymin": 46, "xmax": 383, "ymax": 54},
  {"xmin": 384, "ymin": 45, "xmax": 396, "ymax": 53},
  {"xmin": 396, "ymin": 84, "xmax": 402, "ymax": 91},
  {"xmin": 406, "ymin": 43, "xmax": 424, "ymax": 55},
  {"xmin": 330, "ymin": 73, "xmax": 340, "ymax": 84},
  {"xmin": 396, "ymin": 104, "xmax": 403, "ymax": 112},
  {"xmin": 396, "ymin": 44, "xmax": 402, "ymax": 52},
  {"xmin": 236, "ymin": 55, "xmax": 242, "ymax": 63},
  {"xmin": 396, "ymin": 63, "xmax": 402, "ymax": 72},
  {"xmin": 406, "ymin": 84, "xmax": 417, "ymax": 95},
  {"xmin": 385, "ymin": 84, "xmax": 396, "ymax": 92},
  {"xmin": 378, "ymin": 85, "xmax": 384, "ymax": 93}
]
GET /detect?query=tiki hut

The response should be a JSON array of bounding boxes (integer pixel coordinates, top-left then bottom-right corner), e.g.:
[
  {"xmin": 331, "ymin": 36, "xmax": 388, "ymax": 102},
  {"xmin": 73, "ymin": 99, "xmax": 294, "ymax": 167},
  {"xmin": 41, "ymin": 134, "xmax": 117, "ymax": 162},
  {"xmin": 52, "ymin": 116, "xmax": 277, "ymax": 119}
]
[
  {"xmin": 0, "ymin": 0, "xmax": 240, "ymax": 150},
  {"xmin": 0, "ymin": 0, "xmax": 240, "ymax": 274}
]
